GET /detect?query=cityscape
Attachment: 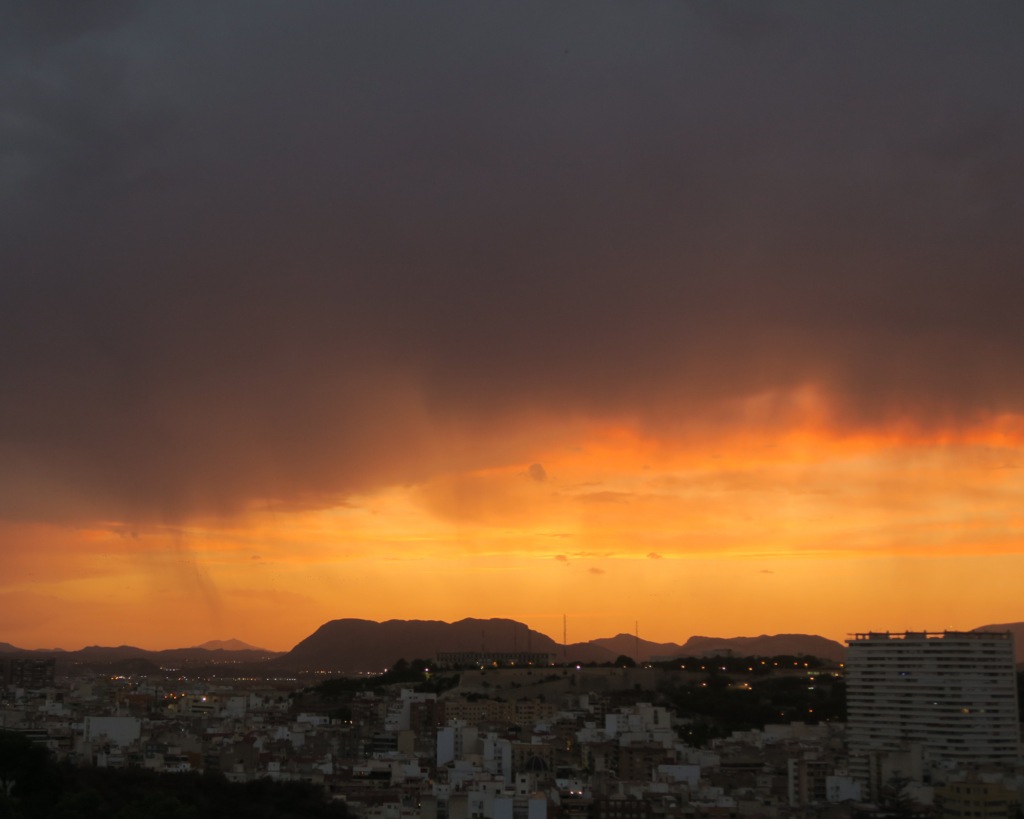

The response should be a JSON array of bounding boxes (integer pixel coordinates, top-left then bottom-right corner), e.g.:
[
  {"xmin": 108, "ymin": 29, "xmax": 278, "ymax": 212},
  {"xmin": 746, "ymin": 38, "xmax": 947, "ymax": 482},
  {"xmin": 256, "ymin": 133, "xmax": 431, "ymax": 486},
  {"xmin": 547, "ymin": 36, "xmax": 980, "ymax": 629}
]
[
  {"xmin": 4, "ymin": 2, "xmax": 1024, "ymax": 817},
  {"xmin": 2, "ymin": 622, "xmax": 1023, "ymax": 817}
]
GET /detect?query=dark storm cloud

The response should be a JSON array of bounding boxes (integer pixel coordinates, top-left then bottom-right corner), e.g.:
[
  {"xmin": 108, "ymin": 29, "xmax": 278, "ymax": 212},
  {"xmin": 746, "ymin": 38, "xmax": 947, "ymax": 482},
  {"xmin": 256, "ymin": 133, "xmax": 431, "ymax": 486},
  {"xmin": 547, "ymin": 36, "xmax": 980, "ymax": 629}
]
[{"xmin": 2, "ymin": 2, "xmax": 1024, "ymax": 522}]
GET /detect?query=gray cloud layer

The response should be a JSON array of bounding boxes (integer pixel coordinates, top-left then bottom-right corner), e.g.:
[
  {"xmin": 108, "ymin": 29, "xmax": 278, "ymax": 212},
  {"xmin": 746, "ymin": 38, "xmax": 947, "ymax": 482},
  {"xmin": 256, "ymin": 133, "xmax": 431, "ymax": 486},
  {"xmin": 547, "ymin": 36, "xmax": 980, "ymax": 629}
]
[{"xmin": 2, "ymin": 2, "xmax": 1023, "ymax": 522}]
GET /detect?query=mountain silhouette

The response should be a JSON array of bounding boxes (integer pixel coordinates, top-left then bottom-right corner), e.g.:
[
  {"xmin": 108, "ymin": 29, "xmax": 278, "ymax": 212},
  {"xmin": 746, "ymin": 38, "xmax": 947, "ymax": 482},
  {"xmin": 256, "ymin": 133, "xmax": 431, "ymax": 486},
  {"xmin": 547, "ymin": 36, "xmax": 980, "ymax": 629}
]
[
  {"xmin": 12, "ymin": 619, "xmax": 1020, "ymax": 672},
  {"xmin": 271, "ymin": 618, "xmax": 845, "ymax": 671}
]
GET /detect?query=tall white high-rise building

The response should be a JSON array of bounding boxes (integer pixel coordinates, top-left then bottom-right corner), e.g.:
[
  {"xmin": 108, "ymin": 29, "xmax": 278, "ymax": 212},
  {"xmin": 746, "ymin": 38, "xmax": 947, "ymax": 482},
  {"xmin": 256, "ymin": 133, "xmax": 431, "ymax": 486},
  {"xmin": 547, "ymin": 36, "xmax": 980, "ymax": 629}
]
[{"xmin": 846, "ymin": 631, "xmax": 1020, "ymax": 795}]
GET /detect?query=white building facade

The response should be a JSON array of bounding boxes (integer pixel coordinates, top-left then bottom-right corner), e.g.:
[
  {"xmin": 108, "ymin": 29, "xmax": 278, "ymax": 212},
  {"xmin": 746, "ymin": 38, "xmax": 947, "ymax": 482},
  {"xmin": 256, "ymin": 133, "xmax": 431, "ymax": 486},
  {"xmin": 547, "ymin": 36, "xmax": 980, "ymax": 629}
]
[{"xmin": 846, "ymin": 631, "xmax": 1020, "ymax": 795}]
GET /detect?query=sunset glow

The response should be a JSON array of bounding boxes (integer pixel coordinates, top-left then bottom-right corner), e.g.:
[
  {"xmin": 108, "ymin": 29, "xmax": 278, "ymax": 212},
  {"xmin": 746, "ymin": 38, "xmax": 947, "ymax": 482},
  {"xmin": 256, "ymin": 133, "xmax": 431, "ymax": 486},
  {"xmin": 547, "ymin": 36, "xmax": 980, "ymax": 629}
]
[
  {"xmin": 3, "ymin": 3, "xmax": 1023, "ymax": 653},
  {"xmin": 4, "ymin": 409, "xmax": 1023, "ymax": 650}
]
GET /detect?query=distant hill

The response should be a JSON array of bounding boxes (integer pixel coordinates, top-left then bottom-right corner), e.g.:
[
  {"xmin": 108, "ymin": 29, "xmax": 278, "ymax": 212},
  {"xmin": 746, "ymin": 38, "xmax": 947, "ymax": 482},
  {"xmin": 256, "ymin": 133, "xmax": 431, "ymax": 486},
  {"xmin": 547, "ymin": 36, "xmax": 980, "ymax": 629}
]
[
  {"xmin": 972, "ymin": 622, "xmax": 1024, "ymax": 662},
  {"xmin": 0, "ymin": 643, "xmax": 283, "ymax": 670},
  {"xmin": 589, "ymin": 634, "xmax": 685, "ymax": 661},
  {"xmin": 271, "ymin": 618, "xmax": 845, "ymax": 672},
  {"xmin": 74, "ymin": 645, "xmax": 152, "ymax": 662},
  {"xmin": 0, "ymin": 642, "xmax": 66, "ymax": 655},
  {"xmin": 590, "ymin": 632, "xmax": 845, "ymax": 663},
  {"xmin": 276, "ymin": 618, "xmax": 562, "ymax": 672},
  {"xmin": 23, "ymin": 619, "xmax": 991, "ymax": 673},
  {"xmin": 678, "ymin": 634, "xmax": 846, "ymax": 662},
  {"xmin": 60, "ymin": 621, "xmax": 1008, "ymax": 672},
  {"xmin": 555, "ymin": 642, "xmax": 619, "ymax": 665},
  {"xmin": 193, "ymin": 638, "xmax": 269, "ymax": 652}
]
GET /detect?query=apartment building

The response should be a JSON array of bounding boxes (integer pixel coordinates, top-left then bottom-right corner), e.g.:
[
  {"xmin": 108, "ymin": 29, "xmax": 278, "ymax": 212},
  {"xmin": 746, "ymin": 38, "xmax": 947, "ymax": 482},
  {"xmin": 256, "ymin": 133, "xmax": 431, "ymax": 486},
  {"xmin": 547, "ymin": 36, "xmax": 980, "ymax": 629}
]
[{"xmin": 846, "ymin": 631, "xmax": 1020, "ymax": 795}]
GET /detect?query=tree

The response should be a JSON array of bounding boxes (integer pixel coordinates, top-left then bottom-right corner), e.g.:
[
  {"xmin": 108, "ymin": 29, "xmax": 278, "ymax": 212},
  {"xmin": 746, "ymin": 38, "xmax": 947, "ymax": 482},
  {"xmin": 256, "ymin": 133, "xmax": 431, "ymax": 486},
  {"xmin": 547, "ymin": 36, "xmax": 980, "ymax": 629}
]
[
  {"xmin": 879, "ymin": 776, "xmax": 917, "ymax": 819},
  {"xmin": 0, "ymin": 731, "xmax": 50, "ymax": 799}
]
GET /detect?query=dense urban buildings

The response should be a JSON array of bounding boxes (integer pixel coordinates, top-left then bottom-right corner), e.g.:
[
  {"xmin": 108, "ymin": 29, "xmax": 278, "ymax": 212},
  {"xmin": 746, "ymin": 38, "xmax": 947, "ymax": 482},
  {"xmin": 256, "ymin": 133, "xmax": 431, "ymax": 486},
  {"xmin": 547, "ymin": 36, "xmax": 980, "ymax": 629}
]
[
  {"xmin": 3, "ymin": 634, "xmax": 1023, "ymax": 818},
  {"xmin": 846, "ymin": 631, "xmax": 1021, "ymax": 796},
  {"xmin": 0, "ymin": 656, "xmax": 55, "ymax": 688}
]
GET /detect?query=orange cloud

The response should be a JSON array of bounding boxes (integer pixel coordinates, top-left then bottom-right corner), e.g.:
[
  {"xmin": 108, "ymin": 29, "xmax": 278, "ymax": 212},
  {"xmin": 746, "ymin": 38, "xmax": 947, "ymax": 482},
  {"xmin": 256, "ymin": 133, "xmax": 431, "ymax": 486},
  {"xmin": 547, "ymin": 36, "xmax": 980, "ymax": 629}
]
[{"xmin": 4, "ymin": 412, "xmax": 1024, "ymax": 650}]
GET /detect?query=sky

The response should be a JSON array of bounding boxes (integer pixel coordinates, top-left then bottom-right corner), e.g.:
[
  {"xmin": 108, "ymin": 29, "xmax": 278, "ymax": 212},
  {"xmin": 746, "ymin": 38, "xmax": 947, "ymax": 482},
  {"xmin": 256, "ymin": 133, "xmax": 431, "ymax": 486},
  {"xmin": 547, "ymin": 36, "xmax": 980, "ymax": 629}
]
[{"xmin": 2, "ymin": 2, "xmax": 1024, "ymax": 651}]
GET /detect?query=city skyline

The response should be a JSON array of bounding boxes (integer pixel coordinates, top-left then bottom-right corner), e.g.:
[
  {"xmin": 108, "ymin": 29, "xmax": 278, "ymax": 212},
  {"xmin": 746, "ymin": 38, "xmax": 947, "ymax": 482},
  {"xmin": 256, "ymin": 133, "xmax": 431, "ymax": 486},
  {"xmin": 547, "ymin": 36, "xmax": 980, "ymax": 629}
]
[{"xmin": 3, "ymin": 3, "xmax": 1024, "ymax": 651}]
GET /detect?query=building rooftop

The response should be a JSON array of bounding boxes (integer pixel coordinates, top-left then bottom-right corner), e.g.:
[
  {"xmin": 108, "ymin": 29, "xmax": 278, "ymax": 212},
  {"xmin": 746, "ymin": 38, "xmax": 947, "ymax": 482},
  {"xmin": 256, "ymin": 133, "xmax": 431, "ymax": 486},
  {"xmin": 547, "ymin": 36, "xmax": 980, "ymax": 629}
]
[{"xmin": 847, "ymin": 631, "xmax": 1012, "ymax": 642}]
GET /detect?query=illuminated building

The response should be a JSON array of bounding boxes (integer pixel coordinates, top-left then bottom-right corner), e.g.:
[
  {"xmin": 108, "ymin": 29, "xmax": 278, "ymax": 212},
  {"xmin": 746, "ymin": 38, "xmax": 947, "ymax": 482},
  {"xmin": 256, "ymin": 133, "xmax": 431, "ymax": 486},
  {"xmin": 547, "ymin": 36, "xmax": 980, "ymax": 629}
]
[{"xmin": 846, "ymin": 631, "xmax": 1020, "ymax": 795}]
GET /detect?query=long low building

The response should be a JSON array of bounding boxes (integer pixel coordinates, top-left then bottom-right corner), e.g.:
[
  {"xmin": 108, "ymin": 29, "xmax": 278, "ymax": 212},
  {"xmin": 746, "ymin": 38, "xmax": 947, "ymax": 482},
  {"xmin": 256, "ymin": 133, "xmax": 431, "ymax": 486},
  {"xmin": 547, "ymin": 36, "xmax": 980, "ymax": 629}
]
[{"xmin": 436, "ymin": 652, "xmax": 554, "ymax": 667}]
